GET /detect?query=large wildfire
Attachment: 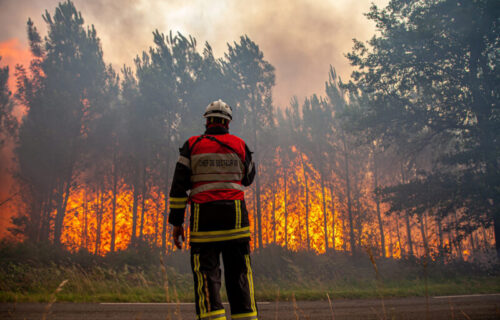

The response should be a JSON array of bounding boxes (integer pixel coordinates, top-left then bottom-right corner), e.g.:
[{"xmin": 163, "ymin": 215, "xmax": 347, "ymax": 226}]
[
  {"xmin": 2, "ymin": 144, "xmax": 488, "ymax": 260},
  {"xmin": 1, "ymin": 0, "xmax": 497, "ymax": 263}
]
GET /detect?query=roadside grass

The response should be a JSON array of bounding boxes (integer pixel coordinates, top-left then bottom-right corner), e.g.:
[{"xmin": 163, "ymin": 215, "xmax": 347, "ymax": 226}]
[
  {"xmin": 1, "ymin": 265, "xmax": 498, "ymax": 302},
  {"xmin": 1, "ymin": 241, "xmax": 499, "ymax": 303}
]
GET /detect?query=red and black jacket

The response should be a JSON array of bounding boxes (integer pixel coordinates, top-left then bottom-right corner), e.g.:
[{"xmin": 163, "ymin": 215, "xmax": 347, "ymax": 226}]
[{"xmin": 168, "ymin": 126, "xmax": 255, "ymax": 243}]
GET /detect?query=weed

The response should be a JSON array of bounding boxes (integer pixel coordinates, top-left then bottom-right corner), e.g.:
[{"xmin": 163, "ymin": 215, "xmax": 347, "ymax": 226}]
[{"xmin": 41, "ymin": 279, "xmax": 68, "ymax": 320}]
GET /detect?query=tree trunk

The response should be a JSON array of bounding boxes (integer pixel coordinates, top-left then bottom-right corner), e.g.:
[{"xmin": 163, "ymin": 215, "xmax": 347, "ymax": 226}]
[
  {"xmin": 400, "ymin": 163, "xmax": 414, "ymax": 257},
  {"xmin": 81, "ymin": 191, "xmax": 88, "ymax": 250},
  {"xmin": 342, "ymin": 216, "xmax": 347, "ymax": 252},
  {"xmin": 110, "ymin": 154, "xmax": 118, "ymax": 253},
  {"xmin": 161, "ymin": 160, "xmax": 171, "ymax": 254},
  {"xmin": 420, "ymin": 212, "xmax": 429, "ymax": 258},
  {"xmin": 40, "ymin": 187, "xmax": 54, "ymax": 242},
  {"xmin": 255, "ymin": 164, "xmax": 263, "ymax": 249},
  {"xmin": 388, "ymin": 224, "xmax": 393, "ymax": 258},
  {"xmin": 95, "ymin": 188, "xmax": 104, "ymax": 256},
  {"xmin": 373, "ymin": 152, "xmax": 385, "ymax": 258},
  {"xmin": 300, "ymin": 154, "xmax": 310, "ymax": 251},
  {"xmin": 321, "ymin": 174, "xmax": 328, "ymax": 252},
  {"xmin": 453, "ymin": 211, "xmax": 463, "ymax": 260},
  {"xmin": 447, "ymin": 229, "xmax": 454, "ymax": 257},
  {"xmin": 54, "ymin": 179, "xmax": 71, "ymax": 246},
  {"xmin": 250, "ymin": 92, "xmax": 263, "ymax": 251},
  {"xmin": 139, "ymin": 167, "xmax": 147, "ymax": 241},
  {"xmin": 284, "ymin": 169, "xmax": 288, "ymax": 250},
  {"xmin": 298, "ymin": 183, "xmax": 303, "ymax": 248},
  {"xmin": 342, "ymin": 135, "xmax": 355, "ymax": 254},
  {"xmin": 395, "ymin": 214, "xmax": 404, "ymax": 256},
  {"xmin": 404, "ymin": 211, "xmax": 414, "ymax": 257},
  {"xmin": 470, "ymin": 232, "xmax": 476, "ymax": 254},
  {"xmin": 263, "ymin": 195, "xmax": 268, "ymax": 247},
  {"xmin": 468, "ymin": 33, "xmax": 500, "ymax": 259},
  {"xmin": 272, "ymin": 184, "xmax": 276, "ymax": 244},
  {"xmin": 437, "ymin": 216, "xmax": 444, "ymax": 256},
  {"xmin": 131, "ymin": 169, "xmax": 140, "ymax": 246},
  {"xmin": 481, "ymin": 225, "xmax": 489, "ymax": 250},
  {"xmin": 494, "ymin": 210, "xmax": 500, "ymax": 259},
  {"xmin": 162, "ymin": 187, "xmax": 169, "ymax": 254},
  {"xmin": 330, "ymin": 184, "xmax": 335, "ymax": 252},
  {"xmin": 253, "ymin": 187, "xmax": 257, "ymax": 250}
]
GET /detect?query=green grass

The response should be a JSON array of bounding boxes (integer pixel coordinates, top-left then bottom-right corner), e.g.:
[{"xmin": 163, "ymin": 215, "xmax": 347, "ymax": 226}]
[
  {"xmin": 1, "ymin": 241, "xmax": 499, "ymax": 303},
  {"xmin": 255, "ymin": 276, "xmax": 500, "ymax": 301},
  {"xmin": 1, "ymin": 263, "xmax": 498, "ymax": 303}
]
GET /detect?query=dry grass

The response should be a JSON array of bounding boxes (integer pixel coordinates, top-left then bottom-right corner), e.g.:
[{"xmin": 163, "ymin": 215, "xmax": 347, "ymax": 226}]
[
  {"xmin": 326, "ymin": 292, "xmax": 335, "ymax": 320},
  {"xmin": 41, "ymin": 279, "xmax": 68, "ymax": 320},
  {"xmin": 275, "ymin": 288, "xmax": 280, "ymax": 320},
  {"xmin": 365, "ymin": 247, "xmax": 387, "ymax": 320}
]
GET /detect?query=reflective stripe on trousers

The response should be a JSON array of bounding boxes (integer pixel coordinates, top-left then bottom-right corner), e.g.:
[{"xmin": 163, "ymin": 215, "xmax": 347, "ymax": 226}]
[
  {"xmin": 190, "ymin": 226, "xmax": 251, "ymax": 243},
  {"xmin": 231, "ymin": 311, "xmax": 258, "ymax": 320},
  {"xmin": 197, "ymin": 309, "xmax": 227, "ymax": 320}
]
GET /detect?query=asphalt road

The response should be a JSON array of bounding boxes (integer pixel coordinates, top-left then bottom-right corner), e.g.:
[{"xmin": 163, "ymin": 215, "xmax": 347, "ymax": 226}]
[{"xmin": 1, "ymin": 294, "xmax": 499, "ymax": 320}]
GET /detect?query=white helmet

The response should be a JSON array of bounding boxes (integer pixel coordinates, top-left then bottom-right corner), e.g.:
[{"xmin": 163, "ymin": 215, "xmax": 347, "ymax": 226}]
[{"xmin": 203, "ymin": 99, "xmax": 232, "ymax": 121}]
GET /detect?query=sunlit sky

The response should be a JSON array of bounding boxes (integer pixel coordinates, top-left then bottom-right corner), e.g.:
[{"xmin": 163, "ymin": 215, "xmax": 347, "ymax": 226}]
[{"xmin": 0, "ymin": 0, "xmax": 389, "ymax": 108}]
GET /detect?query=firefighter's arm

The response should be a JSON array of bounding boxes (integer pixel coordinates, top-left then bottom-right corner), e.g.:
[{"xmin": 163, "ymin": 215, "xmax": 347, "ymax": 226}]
[
  {"xmin": 168, "ymin": 141, "xmax": 191, "ymax": 227},
  {"xmin": 242, "ymin": 143, "xmax": 256, "ymax": 186}
]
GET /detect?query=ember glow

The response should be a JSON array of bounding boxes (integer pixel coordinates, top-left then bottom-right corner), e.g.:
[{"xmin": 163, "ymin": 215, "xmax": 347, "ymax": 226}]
[
  {"xmin": 38, "ymin": 146, "xmax": 491, "ymax": 258},
  {"xmin": 0, "ymin": 0, "xmax": 497, "ymax": 262}
]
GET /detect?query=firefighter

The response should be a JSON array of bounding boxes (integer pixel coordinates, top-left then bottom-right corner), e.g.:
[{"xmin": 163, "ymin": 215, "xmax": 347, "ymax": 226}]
[{"xmin": 168, "ymin": 99, "xmax": 257, "ymax": 320}]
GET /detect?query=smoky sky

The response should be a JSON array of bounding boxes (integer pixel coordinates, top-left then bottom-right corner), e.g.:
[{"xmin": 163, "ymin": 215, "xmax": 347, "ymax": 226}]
[
  {"xmin": 0, "ymin": 0, "xmax": 388, "ymax": 108},
  {"xmin": 0, "ymin": 0, "xmax": 388, "ymax": 235}
]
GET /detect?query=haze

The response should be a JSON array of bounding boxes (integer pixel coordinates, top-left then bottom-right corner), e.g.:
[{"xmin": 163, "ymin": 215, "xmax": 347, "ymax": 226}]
[{"xmin": 0, "ymin": 0, "xmax": 388, "ymax": 108}]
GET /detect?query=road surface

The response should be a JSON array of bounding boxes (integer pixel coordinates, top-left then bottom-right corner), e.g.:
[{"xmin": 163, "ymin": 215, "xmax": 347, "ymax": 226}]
[{"xmin": 1, "ymin": 294, "xmax": 499, "ymax": 319}]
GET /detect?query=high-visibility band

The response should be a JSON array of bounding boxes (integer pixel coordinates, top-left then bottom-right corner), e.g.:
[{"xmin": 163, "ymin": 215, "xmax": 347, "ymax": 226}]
[
  {"xmin": 190, "ymin": 227, "xmax": 251, "ymax": 243},
  {"xmin": 194, "ymin": 254, "xmax": 206, "ymax": 315},
  {"xmin": 190, "ymin": 182, "xmax": 245, "ymax": 196},
  {"xmin": 170, "ymin": 197, "xmax": 188, "ymax": 209},
  {"xmin": 170, "ymin": 203, "xmax": 187, "ymax": 209},
  {"xmin": 193, "ymin": 203, "xmax": 200, "ymax": 232},
  {"xmin": 235, "ymin": 200, "xmax": 241, "ymax": 229},
  {"xmin": 191, "ymin": 173, "xmax": 244, "ymax": 183},
  {"xmin": 198, "ymin": 309, "xmax": 226, "ymax": 320},
  {"xmin": 178, "ymin": 156, "xmax": 190, "ymax": 167},
  {"xmin": 231, "ymin": 311, "xmax": 257, "ymax": 319},
  {"xmin": 170, "ymin": 197, "xmax": 188, "ymax": 203},
  {"xmin": 245, "ymin": 254, "xmax": 257, "ymax": 314}
]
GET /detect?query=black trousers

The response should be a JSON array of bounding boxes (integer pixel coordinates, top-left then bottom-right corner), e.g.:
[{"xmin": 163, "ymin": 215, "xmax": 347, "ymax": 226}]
[{"xmin": 190, "ymin": 240, "xmax": 258, "ymax": 320}]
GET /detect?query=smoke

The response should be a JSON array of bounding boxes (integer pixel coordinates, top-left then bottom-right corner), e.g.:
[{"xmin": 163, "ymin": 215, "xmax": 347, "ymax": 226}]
[
  {"xmin": 0, "ymin": 0, "xmax": 388, "ymax": 236},
  {"xmin": 0, "ymin": 39, "xmax": 31, "ymax": 101},
  {"xmin": 0, "ymin": 0, "xmax": 388, "ymax": 107}
]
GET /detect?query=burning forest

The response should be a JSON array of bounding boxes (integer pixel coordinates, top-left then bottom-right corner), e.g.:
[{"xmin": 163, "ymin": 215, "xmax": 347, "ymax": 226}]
[{"xmin": 0, "ymin": 0, "xmax": 498, "ymax": 265}]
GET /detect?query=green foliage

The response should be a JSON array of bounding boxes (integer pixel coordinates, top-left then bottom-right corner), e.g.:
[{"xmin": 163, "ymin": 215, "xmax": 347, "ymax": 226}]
[
  {"xmin": 0, "ymin": 57, "xmax": 16, "ymax": 147},
  {"xmin": 13, "ymin": 0, "xmax": 114, "ymax": 246},
  {"xmin": 346, "ymin": 0, "xmax": 500, "ymax": 256}
]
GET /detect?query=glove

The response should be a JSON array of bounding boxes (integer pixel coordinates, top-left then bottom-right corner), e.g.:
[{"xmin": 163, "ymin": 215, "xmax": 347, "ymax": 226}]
[{"xmin": 172, "ymin": 225, "xmax": 185, "ymax": 249}]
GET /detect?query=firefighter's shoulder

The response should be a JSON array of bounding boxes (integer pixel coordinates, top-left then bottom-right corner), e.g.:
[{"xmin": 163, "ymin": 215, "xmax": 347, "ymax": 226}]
[
  {"xmin": 187, "ymin": 135, "xmax": 202, "ymax": 147},
  {"xmin": 226, "ymin": 133, "xmax": 247, "ymax": 147}
]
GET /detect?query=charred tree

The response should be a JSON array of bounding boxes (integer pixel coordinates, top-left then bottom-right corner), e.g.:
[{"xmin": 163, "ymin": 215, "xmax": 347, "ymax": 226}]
[
  {"xmin": 330, "ymin": 183, "xmax": 336, "ymax": 252},
  {"xmin": 110, "ymin": 153, "xmax": 118, "ymax": 253},
  {"xmin": 300, "ymin": 154, "xmax": 310, "ymax": 250},
  {"xmin": 373, "ymin": 148, "xmax": 386, "ymax": 257}
]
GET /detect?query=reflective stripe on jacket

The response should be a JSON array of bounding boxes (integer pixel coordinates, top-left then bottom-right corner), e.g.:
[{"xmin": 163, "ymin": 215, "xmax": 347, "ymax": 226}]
[
  {"xmin": 188, "ymin": 133, "xmax": 246, "ymax": 202},
  {"xmin": 168, "ymin": 126, "xmax": 255, "ymax": 242}
]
